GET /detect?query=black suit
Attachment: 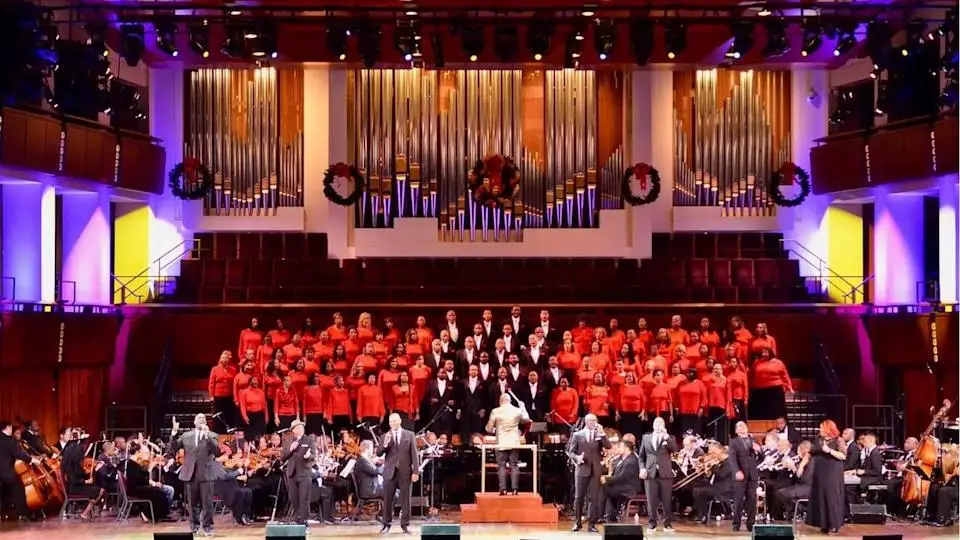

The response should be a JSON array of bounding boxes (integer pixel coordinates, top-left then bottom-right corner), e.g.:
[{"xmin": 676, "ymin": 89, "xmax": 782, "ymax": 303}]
[
  {"xmin": 843, "ymin": 441, "xmax": 860, "ymax": 471},
  {"xmin": 775, "ymin": 457, "xmax": 815, "ymax": 518},
  {"xmin": 639, "ymin": 432, "xmax": 679, "ymax": 527},
  {"xmin": 504, "ymin": 318, "xmax": 529, "ymax": 345},
  {"xmin": 500, "ymin": 334, "xmax": 521, "ymax": 355},
  {"xmin": 354, "ymin": 456, "xmax": 382, "ymax": 500},
  {"xmin": 521, "ymin": 347, "xmax": 550, "ymax": 371},
  {"xmin": 503, "ymin": 362, "xmax": 528, "ymax": 386},
  {"xmin": 778, "ymin": 426, "xmax": 802, "ymax": 446},
  {"xmin": 0, "ymin": 432, "xmax": 31, "ymax": 517},
  {"xmin": 602, "ymin": 453, "xmax": 642, "ymax": 521},
  {"xmin": 439, "ymin": 324, "xmax": 463, "ymax": 349},
  {"xmin": 472, "ymin": 333, "xmax": 489, "ymax": 354},
  {"xmin": 21, "ymin": 430, "xmax": 52, "ymax": 457},
  {"xmin": 728, "ymin": 435, "xmax": 760, "ymax": 528},
  {"xmin": 423, "ymin": 379, "xmax": 458, "ymax": 436},
  {"xmin": 460, "ymin": 379, "xmax": 488, "ymax": 440},
  {"xmin": 488, "ymin": 379, "xmax": 511, "ymax": 410},
  {"xmin": 566, "ymin": 427, "xmax": 611, "ymax": 526},
  {"xmin": 541, "ymin": 367, "xmax": 565, "ymax": 394},
  {"xmin": 845, "ymin": 446, "xmax": 883, "ymax": 508},
  {"xmin": 474, "ymin": 361, "xmax": 498, "ymax": 384},
  {"xmin": 378, "ymin": 429, "xmax": 420, "ymax": 528},
  {"xmin": 282, "ymin": 434, "xmax": 317, "ymax": 523},
  {"xmin": 478, "ymin": 323, "xmax": 498, "ymax": 351},
  {"xmin": 512, "ymin": 381, "xmax": 548, "ymax": 422},
  {"xmin": 168, "ymin": 427, "xmax": 220, "ymax": 531},
  {"xmin": 455, "ymin": 349, "xmax": 480, "ymax": 379}
]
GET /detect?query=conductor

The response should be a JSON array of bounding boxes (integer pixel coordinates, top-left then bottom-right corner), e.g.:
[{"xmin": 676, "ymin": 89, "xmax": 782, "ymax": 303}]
[
  {"xmin": 638, "ymin": 416, "xmax": 679, "ymax": 532},
  {"xmin": 566, "ymin": 413, "xmax": 611, "ymax": 532},
  {"xmin": 282, "ymin": 420, "xmax": 317, "ymax": 526},
  {"xmin": 485, "ymin": 391, "xmax": 531, "ymax": 495},
  {"xmin": 378, "ymin": 413, "xmax": 420, "ymax": 534},
  {"xmin": 168, "ymin": 414, "xmax": 220, "ymax": 537}
]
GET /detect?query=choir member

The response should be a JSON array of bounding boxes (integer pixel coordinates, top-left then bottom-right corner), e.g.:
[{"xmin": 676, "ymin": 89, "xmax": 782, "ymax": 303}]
[
  {"xmin": 357, "ymin": 312, "xmax": 376, "ymax": 346},
  {"xmin": 472, "ymin": 322, "xmax": 489, "ymax": 353},
  {"xmin": 667, "ymin": 315, "xmax": 690, "ymax": 347},
  {"xmin": 492, "ymin": 339, "xmax": 509, "ymax": 368},
  {"xmin": 476, "ymin": 351, "xmax": 496, "ymax": 383},
  {"xmin": 423, "ymin": 370, "xmax": 458, "ymax": 436},
  {"xmin": 408, "ymin": 355, "xmax": 432, "ymax": 407},
  {"xmin": 404, "ymin": 329, "xmax": 423, "ymax": 358},
  {"xmin": 504, "ymin": 353, "xmax": 527, "ymax": 385},
  {"xmin": 325, "ymin": 313, "xmax": 347, "ymax": 345},
  {"xmin": 382, "ymin": 318, "xmax": 401, "ymax": 350},
  {"xmin": 238, "ymin": 318, "xmax": 263, "ymax": 362},
  {"xmin": 670, "ymin": 345, "xmax": 691, "ymax": 374},
  {"xmin": 646, "ymin": 368, "xmax": 674, "ymax": 429},
  {"xmin": 460, "ymin": 364, "xmax": 488, "ymax": 441},
  {"xmin": 522, "ymin": 333, "xmax": 548, "ymax": 371},
  {"xmin": 274, "ymin": 376, "xmax": 300, "ymax": 430},
  {"xmin": 313, "ymin": 331, "xmax": 334, "ymax": 362},
  {"xmin": 692, "ymin": 442, "xmax": 734, "ymax": 523},
  {"xmin": 357, "ymin": 373, "xmax": 386, "ymax": 429},
  {"xmin": 505, "ymin": 305, "xmax": 528, "ymax": 343},
  {"xmin": 343, "ymin": 327, "xmax": 362, "ymax": 362},
  {"xmin": 608, "ymin": 358, "xmax": 629, "ymax": 405},
  {"xmin": 585, "ymin": 372, "xmax": 613, "ymax": 427},
  {"xmin": 262, "ymin": 360, "xmax": 283, "ymax": 434},
  {"xmin": 255, "ymin": 334, "xmax": 274, "ymax": 375},
  {"xmin": 324, "ymin": 375, "xmax": 353, "ymax": 434},
  {"xmin": 239, "ymin": 376, "xmax": 268, "ymax": 440},
  {"xmin": 371, "ymin": 331, "xmax": 390, "ymax": 363},
  {"xmin": 576, "ymin": 356, "xmax": 597, "ymax": 396},
  {"xmin": 441, "ymin": 310, "xmax": 462, "ymax": 349},
  {"xmin": 301, "ymin": 318, "xmax": 318, "ymax": 350},
  {"xmin": 617, "ymin": 372, "xmax": 645, "ymax": 440},
  {"xmin": 331, "ymin": 344, "xmax": 350, "ymax": 375},
  {"xmin": 572, "ymin": 317, "xmax": 594, "ymax": 355},
  {"xmin": 356, "ymin": 343, "xmax": 378, "ymax": 375},
  {"xmin": 455, "ymin": 336, "xmax": 480, "ymax": 379},
  {"xmin": 750, "ymin": 322, "xmax": 778, "ymax": 359},
  {"xmin": 550, "ymin": 377, "xmax": 580, "ymax": 433},
  {"xmin": 587, "ymin": 341, "xmax": 609, "ymax": 373},
  {"xmin": 489, "ymin": 367, "xmax": 511, "ymax": 409},
  {"xmin": 302, "ymin": 373, "xmax": 325, "ymax": 436},
  {"xmin": 283, "ymin": 333, "xmax": 304, "ymax": 367},
  {"xmin": 426, "ymin": 339, "xmax": 447, "ymax": 372},
  {"xmin": 726, "ymin": 357, "xmax": 749, "ymax": 430},
  {"xmin": 749, "ymin": 347, "xmax": 794, "ymax": 420},
  {"xmin": 698, "ymin": 317, "xmax": 721, "ymax": 358},
  {"xmin": 500, "ymin": 323, "xmax": 520, "ymax": 354},
  {"xmin": 392, "ymin": 371, "xmax": 417, "ymax": 430},
  {"xmin": 542, "ymin": 355, "xmax": 565, "ymax": 393},
  {"xmin": 209, "ymin": 352, "xmax": 235, "ymax": 432},
  {"xmin": 269, "ymin": 319, "xmax": 292, "ymax": 349},
  {"xmin": 289, "ymin": 358, "xmax": 309, "ymax": 399},
  {"xmin": 379, "ymin": 356, "xmax": 403, "ymax": 411},
  {"xmin": 346, "ymin": 360, "xmax": 367, "ymax": 401},
  {"xmin": 730, "ymin": 316, "xmax": 752, "ymax": 361},
  {"xmin": 634, "ymin": 318, "xmax": 653, "ymax": 353},
  {"xmin": 654, "ymin": 329, "xmax": 672, "ymax": 358},
  {"xmin": 806, "ymin": 420, "xmax": 846, "ymax": 534},
  {"xmin": 536, "ymin": 310, "xmax": 558, "ymax": 350},
  {"xmin": 514, "ymin": 370, "xmax": 548, "ymax": 422},
  {"xmin": 703, "ymin": 362, "xmax": 732, "ymax": 443},
  {"xmin": 692, "ymin": 348, "xmax": 713, "ymax": 379},
  {"xmin": 607, "ymin": 319, "xmax": 626, "ymax": 352},
  {"xmin": 441, "ymin": 358, "xmax": 457, "ymax": 382},
  {"xmin": 558, "ymin": 339, "xmax": 582, "ymax": 374},
  {"xmin": 676, "ymin": 368, "xmax": 707, "ymax": 436},
  {"xmin": 438, "ymin": 330, "xmax": 455, "ymax": 356},
  {"xmin": 391, "ymin": 342, "xmax": 410, "ymax": 370},
  {"xmin": 414, "ymin": 316, "xmax": 435, "ymax": 351}
]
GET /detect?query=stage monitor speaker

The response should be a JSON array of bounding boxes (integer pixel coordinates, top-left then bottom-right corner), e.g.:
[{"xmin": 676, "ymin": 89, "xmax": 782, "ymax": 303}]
[
  {"xmin": 265, "ymin": 522, "xmax": 307, "ymax": 539},
  {"xmin": 849, "ymin": 503, "xmax": 887, "ymax": 524},
  {"xmin": 862, "ymin": 536, "xmax": 903, "ymax": 540},
  {"xmin": 421, "ymin": 523, "xmax": 461, "ymax": 540},
  {"xmin": 751, "ymin": 524, "xmax": 795, "ymax": 539},
  {"xmin": 153, "ymin": 534, "xmax": 193, "ymax": 540},
  {"xmin": 604, "ymin": 523, "xmax": 644, "ymax": 539}
]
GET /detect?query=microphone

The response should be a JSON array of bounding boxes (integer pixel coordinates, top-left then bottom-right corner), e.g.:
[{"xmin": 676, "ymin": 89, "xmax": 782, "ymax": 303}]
[
  {"xmin": 356, "ymin": 422, "xmax": 368, "ymax": 429},
  {"xmin": 211, "ymin": 412, "xmax": 223, "ymax": 419},
  {"xmin": 276, "ymin": 427, "xmax": 291, "ymax": 434}
]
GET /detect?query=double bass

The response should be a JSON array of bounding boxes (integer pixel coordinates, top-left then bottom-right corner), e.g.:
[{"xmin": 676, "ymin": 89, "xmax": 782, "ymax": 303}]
[
  {"xmin": 14, "ymin": 439, "xmax": 66, "ymax": 514},
  {"xmin": 901, "ymin": 399, "xmax": 953, "ymax": 506}
]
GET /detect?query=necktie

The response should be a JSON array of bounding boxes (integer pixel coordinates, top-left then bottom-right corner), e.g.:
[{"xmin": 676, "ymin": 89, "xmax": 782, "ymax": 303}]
[
  {"xmin": 195, "ymin": 431, "xmax": 199, "ymax": 448},
  {"xmin": 394, "ymin": 430, "xmax": 400, "ymax": 445}
]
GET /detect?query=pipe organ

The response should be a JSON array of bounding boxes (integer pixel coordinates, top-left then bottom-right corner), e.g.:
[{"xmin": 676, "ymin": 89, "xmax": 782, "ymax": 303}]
[
  {"xmin": 348, "ymin": 68, "xmax": 625, "ymax": 238},
  {"xmin": 186, "ymin": 67, "xmax": 304, "ymax": 215},
  {"xmin": 673, "ymin": 70, "xmax": 791, "ymax": 216}
]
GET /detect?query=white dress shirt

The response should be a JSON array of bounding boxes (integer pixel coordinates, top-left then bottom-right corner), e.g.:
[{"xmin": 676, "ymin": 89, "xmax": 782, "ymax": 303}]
[
  {"xmin": 512, "ymin": 317, "xmax": 521, "ymax": 332},
  {"xmin": 437, "ymin": 379, "xmax": 447, "ymax": 396},
  {"xmin": 478, "ymin": 362, "xmax": 490, "ymax": 380},
  {"xmin": 504, "ymin": 335, "xmax": 513, "ymax": 350},
  {"xmin": 509, "ymin": 364, "xmax": 521, "ymax": 380},
  {"xmin": 468, "ymin": 377, "xmax": 479, "ymax": 393},
  {"xmin": 448, "ymin": 324, "xmax": 459, "ymax": 343},
  {"xmin": 528, "ymin": 383, "xmax": 538, "ymax": 410}
]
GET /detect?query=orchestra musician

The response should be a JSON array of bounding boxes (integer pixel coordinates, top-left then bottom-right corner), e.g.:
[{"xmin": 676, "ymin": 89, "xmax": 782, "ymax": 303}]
[
  {"xmin": 59, "ymin": 427, "xmax": 105, "ymax": 521},
  {"xmin": 763, "ymin": 438, "xmax": 797, "ymax": 520},
  {"xmin": 638, "ymin": 416, "xmax": 679, "ymax": 532},
  {"xmin": 844, "ymin": 432, "xmax": 883, "ymax": 510},
  {"xmin": 692, "ymin": 442, "xmax": 735, "ymax": 523},
  {"xmin": 729, "ymin": 420, "xmax": 761, "ymax": 532},
  {"xmin": 125, "ymin": 445, "xmax": 172, "ymax": 521},
  {"xmin": 486, "ymin": 392, "xmax": 531, "ymax": 496},
  {"xmin": 673, "ymin": 435, "xmax": 705, "ymax": 514},
  {"xmin": 883, "ymin": 437, "xmax": 919, "ymax": 516},
  {"xmin": 774, "ymin": 440, "xmax": 815, "ymax": 520},
  {"xmin": 211, "ymin": 446, "xmax": 254, "ymax": 526},
  {"xmin": 599, "ymin": 439, "xmax": 642, "ymax": 524},
  {"xmin": 377, "ymin": 413, "xmax": 420, "ymax": 534},
  {"xmin": 167, "ymin": 413, "xmax": 220, "ymax": 537},
  {"xmin": 567, "ymin": 413, "xmax": 611, "ymax": 533},
  {"xmin": 20, "ymin": 420, "xmax": 54, "ymax": 457},
  {"xmin": 0, "ymin": 420, "xmax": 42, "ymax": 520},
  {"xmin": 774, "ymin": 416, "xmax": 802, "ymax": 446},
  {"xmin": 423, "ymin": 370, "xmax": 458, "ymax": 437},
  {"xmin": 353, "ymin": 440, "xmax": 383, "ymax": 500},
  {"xmin": 282, "ymin": 420, "xmax": 316, "ymax": 527}
]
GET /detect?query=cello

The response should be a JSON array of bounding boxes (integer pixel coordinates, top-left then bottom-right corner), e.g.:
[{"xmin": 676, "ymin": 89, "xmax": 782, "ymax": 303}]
[{"xmin": 900, "ymin": 399, "xmax": 953, "ymax": 506}]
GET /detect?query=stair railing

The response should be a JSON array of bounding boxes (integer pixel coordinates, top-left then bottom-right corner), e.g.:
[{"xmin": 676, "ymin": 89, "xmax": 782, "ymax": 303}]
[
  {"xmin": 843, "ymin": 274, "xmax": 875, "ymax": 304},
  {"xmin": 780, "ymin": 239, "xmax": 867, "ymax": 303},
  {"xmin": 112, "ymin": 237, "xmax": 200, "ymax": 304}
]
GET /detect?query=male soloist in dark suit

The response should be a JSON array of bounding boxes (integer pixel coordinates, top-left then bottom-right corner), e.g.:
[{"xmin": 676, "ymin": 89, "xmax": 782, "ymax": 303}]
[
  {"xmin": 600, "ymin": 439, "xmax": 643, "ymax": 522},
  {"xmin": 282, "ymin": 420, "xmax": 317, "ymax": 525},
  {"xmin": 729, "ymin": 421, "xmax": 761, "ymax": 532},
  {"xmin": 639, "ymin": 417, "xmax": 679, "ymax": 531},
  {"xmin": 566, "ymin": 413, "xmax": 611, "ymax": 532},
  {"xmin": 378, "ymin": 413, "xmax": 420, "ymax": 534},
  {"xmin": 168, "ymin": 413, "xmax": 220, "ymax": 536}
]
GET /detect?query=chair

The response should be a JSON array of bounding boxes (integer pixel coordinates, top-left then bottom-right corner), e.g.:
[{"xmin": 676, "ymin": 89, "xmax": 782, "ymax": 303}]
[
  {"xmin": 57, "ymin": 469, "xmax": 93, "ymax": 521},
  {"xmin": 236, "ymin": 233, "xmax": 261, "ymax": 260},
  {"xmin": 710, "ymin": 259, "xmax": 732, "ymax": 287},
  {"xmin": 624, "ymin": 495, "xmax": 647, "ymax": 519},
  {"xmin": 707, "ymin": 498, "xmax": 733, "ymax": 521},
  {"xmin": 694, "ymin": 233, "xmax": 717, "ymax": 259},
  {"xmin": 116, "ymin": 472, "xmax": 154, "ymax": 524},
  {"xmin": 731, "ymin": 259, "xmax": 755, "ymax": 287},
  {"xmin": 792, "ymin": 498, "xmax": 809, "ymax": 522},
  {"xmin": 213, "ymin": 232, "xmax": 238, "ymax": 259},
  {"xmin": 342, "ymin": 471, "xmax": 383, "ymax": 523},
  {"xmin": 688, "ymin": 259, "xmax": 709, "ymax": 288},
  {"xmin": 754, "ymin": 259, "xmax": 780, "ymax": 288}
]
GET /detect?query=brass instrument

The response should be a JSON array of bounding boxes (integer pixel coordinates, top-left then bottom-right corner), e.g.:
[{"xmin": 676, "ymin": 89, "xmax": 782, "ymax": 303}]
[
  {"xmin": 774, "ymin": 453, "xmax": 801, "ymax": 472},
  {"xmin": 673, "ymin": 450, "xmax": 728, "ymax": 490}
]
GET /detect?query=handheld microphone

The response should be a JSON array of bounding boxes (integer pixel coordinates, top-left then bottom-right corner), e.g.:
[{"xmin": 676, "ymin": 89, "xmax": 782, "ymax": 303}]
[
  {"xmin": 211, "ymin": 412, "xmax": 223, "ymax": 419},
  {"xmin": 277, "ymin": 427, "xmax": 291, "ymax": 434}
]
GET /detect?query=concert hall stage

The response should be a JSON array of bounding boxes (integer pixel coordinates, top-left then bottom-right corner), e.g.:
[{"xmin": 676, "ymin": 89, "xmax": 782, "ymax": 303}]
[{"xmin": 0, "ymin": 519, "xmax": 955, "ymax": 539}]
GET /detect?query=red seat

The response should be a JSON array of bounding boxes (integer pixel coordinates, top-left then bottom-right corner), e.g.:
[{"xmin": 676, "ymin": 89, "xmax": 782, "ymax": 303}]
[
  {"xmin": 283, "ymin": 234, "xmax": 306, "ymax": 260},
  {"xmin": 669, "ymin": 233, "xmax": 695, "ymax": 259},
  {"xmin": 341, "ymin": 259, "xmax": 363, "ymax": 287},
  {"xmin": 709, "ymin": 259, "xmax": 732, "ymax": 287},
  {"xmin": 213, "ymin": 233, "xmax": 238, "ymax": 259},
  {"xmin": 667, "ymin": 260, "xmax": 687, "ymax": 288},
  {"xmin": 237, "ymin": 233, "xmax": 260, "ymax": 259},
  {"xmin": 305, "ymin": 233, "xmax": 328, "ymax": 260},
  {"xmin": 716, "ymin": 234, "xmax": 739, "ymax": 259},
  {"xmin": 199, "ymin": 286, "xmax": 224, "ymax": 304},
  {"xmin": 361, "ymin": 259, "xmax": 387, "ymax": 287},
  {"xmin": 687, "ymin": 259, "xmax": 709, "ymax": 288},
  {"xmin": 694, "ymin": 234, "xmax": 716, "ymax": 259},
  {"xmin": 754, "ymin": 259, "xmax": 780, "ymax": 287},
  {"xmin": 739, "ymin": 233, "xmax": 763, "ymax": 259},
  {"xmin": 225, "ymin": 259, "xmax": 248, "ymax": 287},
  {"xmin": 248, "ymin": 260, "xmax": 273, "ymax": 287},
  {"xmin": 261, "ymin": 232, "xmax": 284, "ymax": 260},
  {"xmin": 273, "ymin": 260, "xmax": 298, "ymax": 286},
  {"xmin": 224, "ymin": 287, "xmax": 247, "ymax": 303},
  {"xmin": 201, "ymin": 260, "xmax": 226, "ymax": 286},
  {"xmin": 731, "ymin": 259, "xmax": 754, "ymax": 287}
]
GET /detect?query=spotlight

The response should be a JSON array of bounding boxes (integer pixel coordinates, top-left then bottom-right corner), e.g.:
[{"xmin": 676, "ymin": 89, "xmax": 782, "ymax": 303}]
[
  {"xmin": 188, "ymin": 22, "xmax": 211, "ymax": 58},
  {"xmin": 564, "ymin": 34, "xmax": 580, "ymax": 69},
  {"xmin": 664, "ymin": 20, "xmax": 686, "ymax": 60},
  {"xmin": 155, "ymin": 18, "xmax": 179, "ymax": 57},
  {"xmin": 494, "ymin": 26, "xmax": 519, "ymax": 62},
  {"xmin": 395, "ymin": 25, "xmax": 418, "ymax": 62},
  {"xmin": 593, "ymin": 20, "xmax": 615, "ymax": 61},
  {"xmin": 222, "ymin": 25, "xmax": 248, "ymax": 57},
  {"xmin": 865, "ymin": 19, "xmax": 892, "ymax": 72},
  {"xmin": 581, "ymin": 5, "xmax": 596, "ymax": 17},
  {"xmin": 358, "ymin": 21, "xmax": 381, "ymax": 68},
  {"xmin": 629, "ymin": 19, "xmax": 654, "ymax": 66},
  {"xmin": 460, "ymin": 25, "xmax": 484, "ymax": 62},
  {"xmin": 761, "ymin": 18, "xmax": 789, "ymax": 58},
  {"xmin": 726, "ymin": 21, "xmax": 754, "ymax": 60},
  {"xmin": 249, "ymin": 25, "xmax": 278, "ymax": 59},
  {"xmin": 833, "ymin": 21, "xmax": 857, "ymax": 57},
  {"xmin": 527, "ymin": 20, "xmax": 554, "ymax": 61},
  {"xmin": 800, "ymin": 19, "xmax": 822, "ymax": 57},
  {"xmin": 85, "ymin": 22, "xmax": 109, "ymax": 58},
  {"xmin": 120, "ymin": 24, "xmax": 145, "ymax": 67},
  {"xmin": 430, "ymin": 32, "xmax": 444, "ymax": 68},
  {"xmin": 757, "ymin": 5, "xmax": 772, "ymax": 17},
  {"xmin": 327, "ymin": 24, "xmax": 348, "ymax": 61}
]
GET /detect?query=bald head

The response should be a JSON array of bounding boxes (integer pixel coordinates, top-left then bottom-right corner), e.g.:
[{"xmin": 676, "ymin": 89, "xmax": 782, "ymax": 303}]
[
  {"xmin": 905, "ymin": 437, "xmax": 919, "ymax": 451},
  {"xmin": 842, "ymin": 428, "xmax": 856, "ymax": 442}
]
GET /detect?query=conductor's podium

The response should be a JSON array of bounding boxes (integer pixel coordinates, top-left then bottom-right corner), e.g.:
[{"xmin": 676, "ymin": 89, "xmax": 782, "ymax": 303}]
[{"xmin": 460, "ymin": 492, "xmax": 559, "ymax": 524}]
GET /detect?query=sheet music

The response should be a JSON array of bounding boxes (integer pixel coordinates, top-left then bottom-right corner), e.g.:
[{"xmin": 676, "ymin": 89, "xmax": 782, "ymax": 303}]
[{"xmin": 340, "ymin": 459, "xmax": 356, "ymax": 478}]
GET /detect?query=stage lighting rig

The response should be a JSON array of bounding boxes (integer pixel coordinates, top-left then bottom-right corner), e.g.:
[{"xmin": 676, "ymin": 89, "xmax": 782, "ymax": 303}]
[
  {"xmin": 431, "ymin": 32, "xmax": 445, "ymax": 68},
  {"xmin": 188, "ymin": 22, "xmax": 211, "ymax": 58},
  {"xmin": 527, "ymin": 20, "xmax": 554, "ymax": 61},
  {"xmin": 725, "ymin": 21, "xmax": 754, "ymax": 60},
  {"xmin": 85, "ymin": 22, "xmax": 110, "ymax": 58},
  {"xmin": 833, "ymin": 20, "xmax": 857, "ymax": 57},
  {"xmin": 395, "ymin": 24, "xmax": 418, "ymax": 61},
  {"xmin": 459, "ymin": 25, "xmax": 484, "ymax": 62},
  {"xmin": 328, "ymin": 24, "xmax": 348, "ymax": 61},
  {"xmin": 800, "ymin": 18, "xmax": 822, "ymax": 57},
  {"xmin": 594, "ymin": 20, "xmax": 615, "ymax": 60},
  {"xmin": 155, "ymin": 17, "xmax": 179, "ymax": 57},
  {"xmin": 629, "ymin": 19, "xmax": 654, "ymax": 65},
  {"xmin": 357, "ymin": 21, "xmax": 382, "ymax": 68},
  {"xmin": 761, "ymin": 18, "xmax": 789, "ymax": 58},
  {"xmin": 120, "ymin": 24, "xmax": 145, "ymax": 67},
  {"xmin": 664, "ymin": 20, "xmax": 686, "ymax": 60}
]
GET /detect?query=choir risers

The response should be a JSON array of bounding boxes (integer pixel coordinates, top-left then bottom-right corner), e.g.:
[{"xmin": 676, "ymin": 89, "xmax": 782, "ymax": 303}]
[{"xmin": 460, "ymin": 492, "xmax": 559, "ymax": 524}]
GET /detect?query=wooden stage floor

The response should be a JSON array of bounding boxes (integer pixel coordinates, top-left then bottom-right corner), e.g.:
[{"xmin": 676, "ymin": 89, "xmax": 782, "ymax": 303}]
[{"xmin": 0, "ymin": 518, "xmax": 955, "ymax": 539}]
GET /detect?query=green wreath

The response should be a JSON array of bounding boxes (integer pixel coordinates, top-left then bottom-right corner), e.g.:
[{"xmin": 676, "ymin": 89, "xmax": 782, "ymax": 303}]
[
  {"xmin": 323, "ymin": 163, "xmax": 365, "ymax": 206},
  {"xmin": 768, "ymin": 162, "xmax": 811, "ymax": 207},
  {"xmin": 168, "ymin": 158, "xmax": 212, "ymax": 200},
  {"xmin": 622, "ymin": 163, "xmax": 661, "ymax": 206}
]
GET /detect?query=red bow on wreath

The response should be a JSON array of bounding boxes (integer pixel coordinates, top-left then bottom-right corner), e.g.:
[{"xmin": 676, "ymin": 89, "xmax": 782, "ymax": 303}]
[
  {"xmin": 778, "ymin": 163, "xmax": 796, "ymax": 185},
  {"xmin": 183, "ymin": 157, "xmax": 201, "ymax": 183},
  {"xmin": 485, "ymin": 155, "xmax": 505, "ymax": 194},
  {"xmin": 633, "ymin": 163, "xmax": 650, "ymax": 190},
  {"xmin": 332, "ymin": 162, "xmax": 352, "ymax": 178}
]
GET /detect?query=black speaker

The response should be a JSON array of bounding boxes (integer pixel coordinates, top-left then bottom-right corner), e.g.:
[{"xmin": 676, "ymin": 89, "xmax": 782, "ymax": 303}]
[
  {"xmin": 604, "ymin": 523, "xmax": 644, "ymax": 539},
  {"xmin": 752, "ymin": 524, "xmax": 795, "ymax": 539},
  {"xmin": 153, "ymin": 534, "xmax": 193, "ymax": 540},
  {"xmin": 862, "ymin": 536, "xmax": 902, "ymax": 540},
  {"xmin": 422, "ymin": 523, "xmax": 461, "ymax": 540},
  {"xmin": 265, "ymin": 523, "xmax": 307, "ymax": 539},
  {"xmin": 849, "ymin": 503, "xmax": 886, "ymax": 524}
]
